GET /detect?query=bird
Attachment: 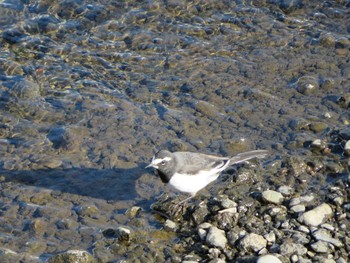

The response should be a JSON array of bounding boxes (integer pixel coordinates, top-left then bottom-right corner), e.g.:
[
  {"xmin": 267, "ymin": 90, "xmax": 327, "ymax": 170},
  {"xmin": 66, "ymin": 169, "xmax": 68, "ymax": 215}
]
[{"xmin": 146, "ymin": 149, "xmax": 269, "ymax": 203}]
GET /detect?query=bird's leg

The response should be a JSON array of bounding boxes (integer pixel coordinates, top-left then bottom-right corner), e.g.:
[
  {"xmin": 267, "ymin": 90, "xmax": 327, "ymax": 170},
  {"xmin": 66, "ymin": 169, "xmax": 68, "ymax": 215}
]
[{"xmin": 174, "ymin": 193, "xmax": 196, "ymax": 207}]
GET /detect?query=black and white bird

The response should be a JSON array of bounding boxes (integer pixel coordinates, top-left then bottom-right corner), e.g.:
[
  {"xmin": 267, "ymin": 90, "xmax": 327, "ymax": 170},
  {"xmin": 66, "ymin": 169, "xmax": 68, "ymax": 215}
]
[{"xmin": 146, "ymin": 149, "xmax": 268, "ymax": 202}]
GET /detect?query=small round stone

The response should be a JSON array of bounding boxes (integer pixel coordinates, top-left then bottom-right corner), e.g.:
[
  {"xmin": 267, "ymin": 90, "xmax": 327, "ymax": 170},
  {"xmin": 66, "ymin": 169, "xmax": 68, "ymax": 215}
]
[
  {"xmin": 257, "ymin": 255, "xmax": 282, "ymax": 263},
  {"xmin": 262, "ymin": 190, "xmax": 284, "ymax": 205}
]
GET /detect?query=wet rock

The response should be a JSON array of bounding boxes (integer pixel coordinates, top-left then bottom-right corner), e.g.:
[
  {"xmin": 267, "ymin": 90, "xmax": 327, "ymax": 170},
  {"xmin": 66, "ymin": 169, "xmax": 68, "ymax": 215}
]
[
  {"xmin": 295, "ymin": 76, "xmax": 319, "ymax": 95},
  {"xmin": 298, "ymin": 203, "xmax": 333, "ymax": 227},
  {"xmin": 289, "ymin": 117, "xmax": 310, "ymax": 131},
  {"xmin": 125, "ymin": 206, "xmax": 142, "ymax": 218},
  {"xmin": 75, "ymin": 205, "xmax": 99, "ymax": 217},
  {"xmin": 47, "ymin": 126, "xmax": 83, "ymax": 151},
  {"xmin": 41, "ymin": 158, "xmax": 63, "ymax": 169},
  {"xmin": 56, "ymin": 218, "xmax": 78, "ymax": 230},
  {"xmin": 102, "ymin": 226, "xmax": 131, "ymax": 241},
  {"xmin": 0, "ymin": 248, "xmax": 21, "ymax": 262},
  {"xmin": 48, "ymin": 250, "xmax": 94, "ymax": 263},
  {"xmin": 319, "ymin": 33, "xmax": 336, "ymax": 47},
  {"xmin": 164, "ymin": 219, "xmax": 177, "ymax": 232},
  {"xmin": 338, "ymin": 128, "xmax": 350, "ymax": 140},
  {"xmin": 309, "ymin": 122, "xmax": 328, "ymax": 133},
  {"xmin": 310, "ymin": 139, "xmax": 328, "ymax": 151},
  {"xmin": 261, "ymin": 190, "xmax": 284, "ymax": 205},
  {"xmin": 24, "ymin": 218, "xmax": 48, "ymax": 236},
  {"xmin": 257, "ymin": 254, "xmax": 282, "ymax": 263},
  {"xmin": 279, "ymin": 241, "xmax": 307, "ymax": 256},
  {"xmin": 10, "ymin": 79, "xmax": 41, "ymax": 99},
  {"xmin": 278, "ymin": 0, "xmax": 303, "ymax": 13},
  {"xmin": 206, "ymin": 226, "xmax": 227, "ymax": 249},
  {"xmin": 25, "ymin": 240, "xmax": 47, "ymax": 254},
  {"xmin": 240, "ymin": 233, "xmax": 267, "ymax": 252},
  {"xmin": 194, "ymin": 100, "xmax": 220, "ymax": 119}
]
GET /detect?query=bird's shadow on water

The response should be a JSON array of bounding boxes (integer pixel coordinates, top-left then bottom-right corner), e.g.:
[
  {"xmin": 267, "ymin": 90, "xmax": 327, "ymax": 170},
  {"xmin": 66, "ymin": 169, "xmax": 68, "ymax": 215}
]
[{"xmin": 1, "ymin": 163, "xmax": 150, "ymax": 203}]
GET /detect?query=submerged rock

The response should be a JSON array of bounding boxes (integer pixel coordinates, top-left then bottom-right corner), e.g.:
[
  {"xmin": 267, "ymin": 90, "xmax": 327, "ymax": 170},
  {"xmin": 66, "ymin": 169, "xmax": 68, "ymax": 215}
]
[{"xmin": 48, "ymin": 250, "xmax": 94, "ymax": 263}]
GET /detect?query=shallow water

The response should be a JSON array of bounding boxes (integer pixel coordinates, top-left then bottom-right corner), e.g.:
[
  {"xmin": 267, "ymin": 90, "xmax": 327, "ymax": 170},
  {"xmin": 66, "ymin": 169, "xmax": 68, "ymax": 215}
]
[{"xmin": 0, "ymin": 0, "xmax": 349, "ymax": 261}]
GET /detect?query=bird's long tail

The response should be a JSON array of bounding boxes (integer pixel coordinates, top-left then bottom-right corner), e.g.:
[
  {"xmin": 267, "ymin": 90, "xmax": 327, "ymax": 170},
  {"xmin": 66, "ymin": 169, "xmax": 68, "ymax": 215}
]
[{"xmin": 230, "ymin": 150, "xmax": 269, "ymax": 164}]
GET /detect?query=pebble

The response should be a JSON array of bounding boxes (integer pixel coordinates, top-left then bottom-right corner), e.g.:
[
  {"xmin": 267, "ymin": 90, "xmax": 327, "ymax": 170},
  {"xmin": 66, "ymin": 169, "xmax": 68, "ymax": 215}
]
[
  {"xmin": 310, "ymin": 241, "xmax": 329, "ymax": 253},
  {"xmin": 298, "ymin": 225, "xmax": 310, "ymax": 233},
  {"xmin": 125, "ymin": 206, "xmax": 142, "ymax": 218},
  {"xmin": 290, "ymin": 204, "xmax": 306, "ymax": 213},
  {"xmin": 298, "ymin": 203, "xmax": 333, "ymax": 227},
  {"xmin": 277, "ymin": 185, "xmax": 294, "ymax": 196},
  {"xmin": 102, "ymin": 226, "xmax": 131, "ymax": 241},
  {"xmin": 344, "ymin": 140, "xmax": 350, "ymax": 155},
  {"xmin": 257, "ymin": 254, "xmax": 282, "ymax": 263},
  {"xmin": 261, "ymin": 190, "xmax": 284, "ymax": 205},
  {"xmin": 205, "ymin": 226, "xmax": 227, "ymax": 249},
  {"xmin": 289, "ymin": 195, "xmax": 315, "ymax": 206},
  {"xmin": 279, "ymin": 242, "xmax": 307, "ymax": 256},
  {"xmin": 312, "ymin": 229, "xmax": 343, "ymax": 247},
  {"xmin": 198, "ymin": 228, "xmax": 207, "ymax": 240},
  {"xmin": 48, "ymin": 250, "xmax": 94, "ymax": 263},
  {"xmin": 164, "ymin": 219, "xmax": 177, "ymax": 232},
  {"xmin": 264, "ymin": 232, "xmax": 276, "ymax": 243},
  {"xmin": 295, "ymin": 75, "xmax": 319, "ymax": 95},
  {"xmin": 240, "ymin": 233, "xmax": 267, "ymax": 252},
  {"xmin": 332, "ymin": 197, "xmax": 344, "ymax": 206}
]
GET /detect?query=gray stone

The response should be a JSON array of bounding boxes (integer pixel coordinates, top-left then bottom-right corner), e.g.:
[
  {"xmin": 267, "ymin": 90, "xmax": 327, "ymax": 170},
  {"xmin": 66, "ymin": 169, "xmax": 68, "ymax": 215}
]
[
  {"xmin": 206, "ymin": 226, "xmax": 227, "ymax": 249},
  {"xmin": 312, "ymin": 229, "xmax": 343, "ymax": 247},
  {"xmin": 344, "ymin": 140, "xmax": 350, "ymax": 156},
  {"xmin": 289, "ymin": 195, "xmax": 315, "ymax": 207},
  {"xmin": 262, "ymin": 190, "xmax": 284, "ymax": 204},
  {"xmin": 279, "ymin": 242, "xmax": 307, "ymax": 256},
  {"xmin": 198, "ymin": 228, "xmax": 207, "ymax": 240},
  {"xmin": 257, "ymin": 255, "xmax": 282, "ymax": 263},
  {"xmin": 298, "ymin": 203, "xmax": 333, "ymax": 227},
  {"xmin": 336, "ymin": 257, "xmax": 347, "ymax": 263},
  {"xmin": 264, "ymin": 232, "xmax": 276, "ymax": 243},
  {"xmin": 278, "ymin": 185, "xmax": 294, "ymax": 196},
  {"xmin": 164, "ymin": 219, "xmax": 177, "ymax": 232},
  {"xmin": 220, "ymin": 198, "xmax": 237, "ymax": 209},
  {"xmin": 240, "ymin": 233, "xmax": 267, "ymax": 252},
  {"xmin": 290, "ymin": 204, "xmax": 306, "ymax": 213},
  {"xmin": 310, "ymin": 241, "xmax": 329, "ymax": 253},
  {"xmin": 333, "ymin": 196, "xmax": 344, "ymax": 206}
]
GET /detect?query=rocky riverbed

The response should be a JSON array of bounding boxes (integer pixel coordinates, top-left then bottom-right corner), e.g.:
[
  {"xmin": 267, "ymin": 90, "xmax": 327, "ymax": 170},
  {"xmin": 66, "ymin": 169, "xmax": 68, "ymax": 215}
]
[
  {"xmin": 46, "ymin": 127, "xmax": 350, "ymax": 262},
  {"xmin": 0, "ymin": 0, "xmax": 350, "ymax": 262}
]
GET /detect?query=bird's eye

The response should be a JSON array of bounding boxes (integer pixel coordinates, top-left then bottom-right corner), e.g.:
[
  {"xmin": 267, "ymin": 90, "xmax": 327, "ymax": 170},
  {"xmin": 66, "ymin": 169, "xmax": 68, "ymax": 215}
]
[{"xmin": 160, "ymin": 161, "xmax": 166, "ymax": 166}]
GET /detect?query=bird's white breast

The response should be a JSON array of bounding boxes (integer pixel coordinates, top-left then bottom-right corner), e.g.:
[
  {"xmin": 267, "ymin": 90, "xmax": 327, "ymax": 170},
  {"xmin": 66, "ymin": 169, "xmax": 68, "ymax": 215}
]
[{"xmin": 168, "ymin": 171, "xmax": 220, "ymax": 195}]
